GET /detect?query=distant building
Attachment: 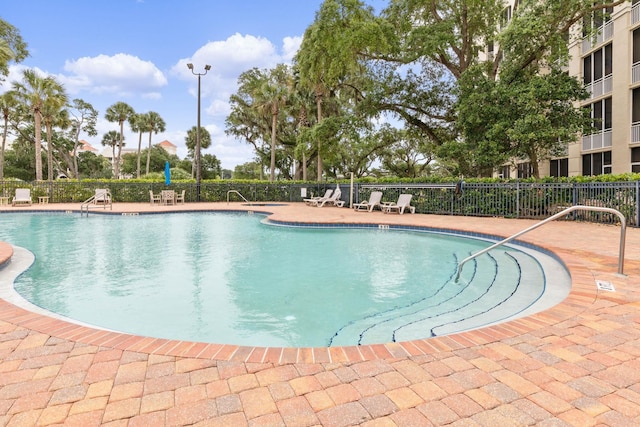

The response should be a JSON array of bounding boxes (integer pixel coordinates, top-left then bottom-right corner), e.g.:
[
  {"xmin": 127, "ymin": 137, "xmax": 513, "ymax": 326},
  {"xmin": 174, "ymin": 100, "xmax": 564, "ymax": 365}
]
[
  {"xmin": 99, "ymin": 147, "xmax": 136, "ymax": 161},
  {"xmin": 158, "ymin": 140, "xmax": 177, "ymax": 156},
  {"xmin": 77, "ymin": 140, "xmax": 98, "ymax": 154}
]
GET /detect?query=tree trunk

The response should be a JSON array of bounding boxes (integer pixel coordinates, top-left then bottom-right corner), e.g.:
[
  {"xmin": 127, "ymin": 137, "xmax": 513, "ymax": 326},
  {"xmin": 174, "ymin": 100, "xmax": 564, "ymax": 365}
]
[
  {"xmin": 0, "ymin": 116, "xmax": 7, "ymax": 181},
  {"xmin": 34, "ymin": 111, "xmax": 43, "ymax": 181},
  {"xmin": 46, "ymin": 123, "xmax": 54, "ymax": 181},
  {"xmin": 146, "ymin": 132, "xmax": 152, "ymax": 175},
  {"xmin": 136, "ymin": 131, "xmax": 143, "ymax": 178},
  {"xmin": 315, "ymin": 92, "xmax": 323, "ymax": 182},
  {"xmin": 270, "ymin": 111, "xmax": 277, "ymax": 182},
  {"xmin": 114, "ymin": 123, "xmax": 124, "ymax": 178},
  {"xmin": 302, "ymin": 151, "xmax": 307, "ymax": 181},
  {"xmin": 111, "ymin": 144, "xmax": 116, "ymax": 176},
  {"xmin": 529, "ymin": 150, "xmax": 540, "ymax": 179}
]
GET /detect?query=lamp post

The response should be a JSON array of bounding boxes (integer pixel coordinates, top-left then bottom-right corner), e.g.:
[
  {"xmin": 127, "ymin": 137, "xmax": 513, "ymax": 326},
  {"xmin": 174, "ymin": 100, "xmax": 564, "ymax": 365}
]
[{"xmin": 187, "ymin": 63, "xmax": 211, "ymax": 202}]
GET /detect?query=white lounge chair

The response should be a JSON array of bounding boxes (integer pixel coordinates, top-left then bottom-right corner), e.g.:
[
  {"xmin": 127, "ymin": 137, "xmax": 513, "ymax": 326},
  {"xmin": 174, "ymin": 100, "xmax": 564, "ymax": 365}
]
[
  {"xmin": 353, "ymin": 191, "xmax": 383, "ymax": 212},
  {"xmin": 304, "ymin": 189, "xmax": 333, "ymax": 206},
  {"xmin": 94, "ymin": 189, "xmax": 112, "ymax": 205},
  {"xmin": 316, "ymin": 187, "xmax": 344, "ymax": 208},
  {"xmin": 12, "ymin": 188, "xmax": 32, "ymax": 207},
  {"xmin": 382, "ymin": 194, "xmax": 415, "ymax": 214},
  {"xmin": 150, "ymin": 190, "xmax": 161, "ymax": 206}
]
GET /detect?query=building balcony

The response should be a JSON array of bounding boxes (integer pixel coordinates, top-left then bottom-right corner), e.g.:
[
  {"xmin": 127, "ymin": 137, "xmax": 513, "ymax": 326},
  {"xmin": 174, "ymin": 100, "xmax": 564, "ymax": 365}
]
[
  {"xmin": 633, "ymin": 2, "xmax": 640, "ymax": 26},
  {"xmin": 582, "ymin": 21, "xmax": 614, "ymax": 52},
  {"xmin": 633, "ymin": 61, "xmax": 640, "ymax": 85},
  {"xmin": 632, "ymin": 122, "xmax": 640, "ymax": 143},
  {"xmin": 582, "ymin": 130, "xmax": 612, "ymax": 151},
  {"xmin": 586, "ymin": 75, "xmax": 613, "ymax": 99}
]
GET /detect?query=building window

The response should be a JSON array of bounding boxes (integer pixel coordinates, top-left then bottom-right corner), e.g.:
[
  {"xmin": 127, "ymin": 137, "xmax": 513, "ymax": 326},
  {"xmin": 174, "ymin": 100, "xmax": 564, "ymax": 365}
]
[
  {"xmin": 632, "ymin": 148, "xmax": 640, "ymax": 173},
  {"xmin": 583, "ymin": 44, "xmax": 612, "ymax": 85},
  {"xmin": 550, "ymin": 158, "xmax": 569, "ymax": 177},
  {"xmin": 498, "ymin": 165, "xmax": 510, "ymax": 179},
  {"xmin": 517, "ymin": 162, "xmax": 533, "ymax": 179},
  {"xmin": 633, "ymin": 89, "xmax": 640, "ymax": 124},
  {"xmin": 586, "ymin": 97, "xmax": 612, "ymax": 133},
  {"xmin": 500, "ymin": 6, "xmax": 512, "ymax": 28},
  {"xmin": 634, "ymin": 28, "xmax": 640, "ymax": 65},
  {"xmin": 582, "ymin": 151, "xmax": 612, "ymax": 176}
]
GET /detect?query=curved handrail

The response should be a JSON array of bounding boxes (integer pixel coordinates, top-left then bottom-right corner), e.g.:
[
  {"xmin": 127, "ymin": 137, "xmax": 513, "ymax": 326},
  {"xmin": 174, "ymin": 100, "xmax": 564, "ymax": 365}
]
[
  {"xmin": 80, "ymin": 189, "xmax": 113, "ymax": 215},
  {"xmin": 227, "ymin": 190, "xmax": 249, "ymax": 204},
  {"xmin": 455, "ymin": 205, "xmax": 627, "ymax": 281}
]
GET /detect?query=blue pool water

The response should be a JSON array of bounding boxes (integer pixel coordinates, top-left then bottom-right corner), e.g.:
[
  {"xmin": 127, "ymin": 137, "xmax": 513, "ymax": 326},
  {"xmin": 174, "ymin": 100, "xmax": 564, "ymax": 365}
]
[{"xmin": 0, "ymin": 212, "xmax": 570, "ymax": 347}]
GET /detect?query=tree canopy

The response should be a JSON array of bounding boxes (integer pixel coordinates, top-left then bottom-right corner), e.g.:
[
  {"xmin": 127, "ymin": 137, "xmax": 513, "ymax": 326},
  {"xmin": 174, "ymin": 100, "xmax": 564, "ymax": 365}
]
[{"xmin": 224, "ymin": 0, "xmax": 623, "ymax": 179}]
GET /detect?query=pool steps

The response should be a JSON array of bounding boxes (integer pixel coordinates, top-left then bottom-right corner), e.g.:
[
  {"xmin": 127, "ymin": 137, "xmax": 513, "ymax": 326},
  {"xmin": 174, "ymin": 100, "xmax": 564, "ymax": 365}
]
[{"xmin": 330, "ymin": 250, "xmax": 548, "ymax": 346}]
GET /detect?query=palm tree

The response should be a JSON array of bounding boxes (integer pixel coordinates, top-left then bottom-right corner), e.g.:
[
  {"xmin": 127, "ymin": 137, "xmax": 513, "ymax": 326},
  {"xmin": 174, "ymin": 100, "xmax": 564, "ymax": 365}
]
[
  {"xmin": 0, "ymin": 91, "xmax": 18, "ymax": 180},
  {"xmin": 143, "ymin": 111, "xmax": 166, "ymax": 175},
  {"xmin": 129, "ymin": 112, "xmax": 149, "ymax": 178},
  {"xmin": 101, "ymin": 130, "xmax": 121, "ymax": 177},
  {"xmin": 104, "ymin": 102, "xmax": 135, "ymax": 178},
  {"xmin": 185, "ymin": 126, "xmax": 212, "ymax": 178},
  {"xmin": 40, "ymin": 90, "xmax": 69, "ymax": 181},
  {"xmin": 255, "ymin": 65, "xmax": 291, "ymax": 181},
  {"xmin": 12, "ymin": 69, "xmax": 66, "ymax": 180}
]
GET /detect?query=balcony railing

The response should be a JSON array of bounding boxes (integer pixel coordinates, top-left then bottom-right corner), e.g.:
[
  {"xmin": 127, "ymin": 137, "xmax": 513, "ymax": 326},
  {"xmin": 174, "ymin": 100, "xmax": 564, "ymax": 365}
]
[
  {"xmin": 633, "ymin": 62, "xmax": 640, "ymax": 85},
  {"xmin": 582, "ymin": 129, "xmax": 613, "ymax": 151},
  {"xmin": 586, "ymin": 74, "xmax": 613, "ymax": 98},
  {"xmin": 632, "ymin": 122, "xmax": 640, "ymax": 143},
  {"xmin": 633, "ymin": 2, "xmax": 640, "ymax": 26},
  {"xmin": 582, "ymin": 20, "xmax": 614, "ymax": 52}
]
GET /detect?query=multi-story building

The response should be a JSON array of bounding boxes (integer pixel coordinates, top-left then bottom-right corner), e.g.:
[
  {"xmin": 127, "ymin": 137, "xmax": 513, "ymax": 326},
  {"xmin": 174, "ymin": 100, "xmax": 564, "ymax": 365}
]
[{"xmin": 496, "ymin": 0, "xmax": 638, "ymax": 178}]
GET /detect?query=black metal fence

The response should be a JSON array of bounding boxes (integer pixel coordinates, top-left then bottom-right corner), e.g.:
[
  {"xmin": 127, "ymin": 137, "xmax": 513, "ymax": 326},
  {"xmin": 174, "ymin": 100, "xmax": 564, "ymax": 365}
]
[
  {"xmin": 352, "ymin": 181, "xmax": 639, "ymax": 226},
  {"xmin": 2, "ymin": 180, "xmax": 638, "ymax": 226}
]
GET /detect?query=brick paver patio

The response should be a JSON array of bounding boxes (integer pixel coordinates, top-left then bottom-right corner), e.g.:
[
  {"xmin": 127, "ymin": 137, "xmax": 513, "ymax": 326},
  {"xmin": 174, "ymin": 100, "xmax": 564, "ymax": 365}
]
[{"xmin": 0, "ymin": 202, "xmax": 638, "ymax": 426}]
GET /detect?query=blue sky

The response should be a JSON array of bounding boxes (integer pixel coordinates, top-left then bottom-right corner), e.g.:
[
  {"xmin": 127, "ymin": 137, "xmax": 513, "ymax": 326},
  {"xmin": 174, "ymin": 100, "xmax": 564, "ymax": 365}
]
[{"xmin": 1, "ymin": 0, "xmax": 386, "ymax": 170}]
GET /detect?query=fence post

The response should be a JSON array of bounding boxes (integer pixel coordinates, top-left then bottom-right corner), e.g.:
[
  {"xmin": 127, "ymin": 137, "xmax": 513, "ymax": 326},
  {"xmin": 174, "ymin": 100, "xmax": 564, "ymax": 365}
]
[{"xmin": 516, "ymin": 181, "xmax": 520, "ymax": 218}]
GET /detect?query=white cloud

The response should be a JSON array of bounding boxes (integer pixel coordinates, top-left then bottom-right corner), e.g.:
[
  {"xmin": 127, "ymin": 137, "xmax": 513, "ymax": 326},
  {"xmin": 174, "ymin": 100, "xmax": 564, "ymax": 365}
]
[
  {"xmin": 282, "ymin": 36, "xmax": 302, "ymax": 62},
  {"xmin": 206, "ymin": 99, "xmax": 231, "ymax": 118},
  {"xmin": 179, "ymin": 33, "xmax": 279, "ymax": 77},
  {"xmin": 62, "ymin": 53, "xmax": 168, "ymax": 96}
]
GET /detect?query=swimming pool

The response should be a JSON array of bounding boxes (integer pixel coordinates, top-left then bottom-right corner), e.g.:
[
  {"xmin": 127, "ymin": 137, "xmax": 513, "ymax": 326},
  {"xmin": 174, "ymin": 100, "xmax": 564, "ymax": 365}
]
[{"xmin": 0, "ymin": 211, "xmax": 570, "ymax": 347}]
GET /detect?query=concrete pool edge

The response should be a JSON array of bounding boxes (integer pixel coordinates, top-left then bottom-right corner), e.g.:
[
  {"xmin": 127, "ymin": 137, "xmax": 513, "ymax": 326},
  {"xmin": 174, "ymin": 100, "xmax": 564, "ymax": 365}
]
[{"xmin": 0, "ymin": 204, "xmax": 603, "ymax": 364}]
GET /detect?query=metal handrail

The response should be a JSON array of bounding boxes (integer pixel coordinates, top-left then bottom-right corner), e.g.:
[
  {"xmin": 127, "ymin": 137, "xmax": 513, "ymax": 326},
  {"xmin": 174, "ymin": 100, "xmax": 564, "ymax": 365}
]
[
  {"xmin": 80, "ymin": 189, "xmax": 113, "ymax": 215},
  {"xmin": 454, "ymin": 205, "xmax": 627, "ymax": 281},
  {"xmin": 227, "ymin": 190, "xmax": 249, "ymax": 204}
]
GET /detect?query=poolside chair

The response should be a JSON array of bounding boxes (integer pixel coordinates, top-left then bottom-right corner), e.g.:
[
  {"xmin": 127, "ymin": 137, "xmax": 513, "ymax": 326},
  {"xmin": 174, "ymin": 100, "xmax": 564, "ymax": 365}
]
[
  {"xmin": 316, "ymin": 187, "xmax": 344, "ymax": 208},
  {"xmin": 161, "ymin": 190, "xmax": 175, "ymax": 205},
  {"xmin": 382, "ymin": 194, "xmax": 415, "ymax": 214},
  {"xmin": 149, "ymin": 190, "xmax": 161, "ymax": 206},
  {"xmin": 94, "ymin": 189, "xmax": 112, "ymax": 205},
  {"xmin": 175, "ymin": 190, "xmax": 185, "ymax": 204},
  {"xmin": 353, "ymin": 191, "xmax": 383, "ymax": 212},
  {"xmin": 12, "ymin": 188, "xmax": 32, "ymax": 207},
  {"xmin": 304, "ymin": 189, "xmax": 333, "ymax": 206}
]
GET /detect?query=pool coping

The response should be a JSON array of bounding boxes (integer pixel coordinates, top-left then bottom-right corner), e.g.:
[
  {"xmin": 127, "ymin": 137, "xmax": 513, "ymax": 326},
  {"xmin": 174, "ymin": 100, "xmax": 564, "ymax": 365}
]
[{"xmin": 0, "ymin": 204, "xmax": 605, "ymax": 364}]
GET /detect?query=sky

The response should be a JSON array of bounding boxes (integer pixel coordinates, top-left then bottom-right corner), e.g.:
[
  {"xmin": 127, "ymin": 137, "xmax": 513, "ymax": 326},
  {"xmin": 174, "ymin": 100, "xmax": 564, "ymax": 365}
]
[{"xmin": 0, "ymin": 0, "xmax": 387, "ymax": 170}]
